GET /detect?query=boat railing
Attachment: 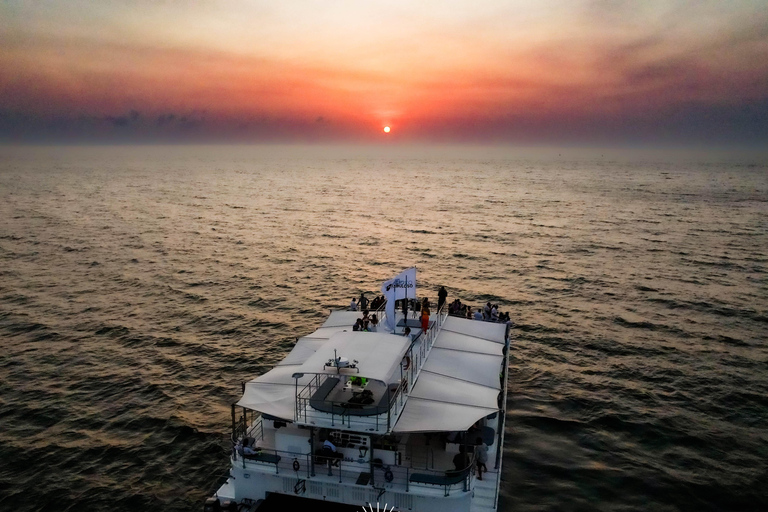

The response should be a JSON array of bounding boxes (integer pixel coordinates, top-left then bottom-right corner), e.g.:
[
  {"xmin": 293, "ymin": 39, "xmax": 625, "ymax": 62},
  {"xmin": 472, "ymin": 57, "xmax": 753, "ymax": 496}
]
[
  {"xmin": 232, "ymin": 446, "xmax": 474, "ymax": 497},
  {"xmin": 294, "ymin": 373, "xmax": 407, "ymax": 432},
  {"xmin": 406, "ymin": 302, "xmax": 447, "ymax": 392},
  {"xmin": 248, "ymin": 414, "xmax": 264, "ymax": 442},
  {"xmin": 404, "ymin": 461, "xmax": 474, "ymax": 497},
  {"xmin": 375, "ymin": 301, "xmax": 386, "ymax": 322},
  {"xmin": 231, "ymin": 405, "xmax": 264, "ymax": 443}
]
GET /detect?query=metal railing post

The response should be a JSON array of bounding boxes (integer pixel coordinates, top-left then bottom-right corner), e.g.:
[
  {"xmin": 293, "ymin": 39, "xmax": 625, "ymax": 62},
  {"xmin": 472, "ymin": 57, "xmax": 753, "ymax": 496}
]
[
  {"xmin": 387, "ymin": 388, "xmax": 391, "ymax": 431},
  {"xmin": 230, "ymin": 404, "xmax": 236, "ymax": 442},
  {"xmin": 310, "ymin": 428, "xmax": 316, "ymax": 477}
]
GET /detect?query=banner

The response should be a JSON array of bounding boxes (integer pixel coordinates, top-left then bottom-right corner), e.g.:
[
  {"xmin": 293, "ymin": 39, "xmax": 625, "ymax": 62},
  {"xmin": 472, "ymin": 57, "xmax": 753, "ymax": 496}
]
[{"xmin": 381, "ymin": 267, "xmax": 417, "ymax": 331}]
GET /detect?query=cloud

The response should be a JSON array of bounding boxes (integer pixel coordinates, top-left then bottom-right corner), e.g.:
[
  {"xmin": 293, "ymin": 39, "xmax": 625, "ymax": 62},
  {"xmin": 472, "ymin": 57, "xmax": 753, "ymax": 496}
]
[
  {"xmin": 105, "ymin": 109, "xmax": 140, "ymax": 127},
  {"xmin": 1, "ymin": 1, "xmax": 767, "ymax": 145},
  {"xmin": 156, "ymin": 113, "xmax": 176, "ymax": 126}
]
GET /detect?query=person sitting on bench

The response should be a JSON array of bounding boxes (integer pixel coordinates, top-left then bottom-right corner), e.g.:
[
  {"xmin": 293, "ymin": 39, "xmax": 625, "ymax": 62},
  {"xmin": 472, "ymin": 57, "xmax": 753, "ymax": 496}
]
[
  {"xmin": 242, "ymin": 444, "xmax": 261, "ymax": 457},
  {"xmin": 347, "ymin": 389, "xmax": 375, "ymax": 406}
]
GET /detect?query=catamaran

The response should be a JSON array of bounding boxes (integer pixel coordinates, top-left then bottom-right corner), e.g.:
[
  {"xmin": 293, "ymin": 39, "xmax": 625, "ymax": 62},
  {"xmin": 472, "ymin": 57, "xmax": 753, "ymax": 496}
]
[{"xmin": 205, "ymin": 268, "xmax": 511, "ymax": 512}]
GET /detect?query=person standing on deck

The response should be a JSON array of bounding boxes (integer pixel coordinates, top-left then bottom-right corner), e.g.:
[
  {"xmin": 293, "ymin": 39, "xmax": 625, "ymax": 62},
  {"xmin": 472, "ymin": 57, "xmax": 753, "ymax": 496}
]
[
  {"xmin": 421, "ymin": 303, "xmax": 430, "ymax": 333},
  {"xmin": 359, "ymin": 293, "xmax": 369, "ymax": 311},
  {"xmin": 438, "ymin": 286, "xmax": 448, "ymax": 312},
  {"xmin": 350, "ymin": 298, "xmax": 357, "ymax": 311},
  {"xmin": 475, "ymin": 437, "xmax": 488, "ymax": 480},
  {"xmin": 452, "ymin": 445, "xmax": 469, "ymax": 471}
]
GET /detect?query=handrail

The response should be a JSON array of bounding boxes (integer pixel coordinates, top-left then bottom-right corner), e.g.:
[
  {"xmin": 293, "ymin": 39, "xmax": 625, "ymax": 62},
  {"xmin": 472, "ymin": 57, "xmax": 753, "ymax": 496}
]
[
  {"xmin": 232, "ymin": 406, "xmax": 264, "ymax": 444},
  {"xmin": 294, "ymin": 372, "xmax": 408, "ymax": 432},
  {"xmin": 490, "ymin": 327, "xmax": 512, "ymax": 509},
  {"xmin": 231, "ymin": 444, "xmax": 474, "ymax": 496}
]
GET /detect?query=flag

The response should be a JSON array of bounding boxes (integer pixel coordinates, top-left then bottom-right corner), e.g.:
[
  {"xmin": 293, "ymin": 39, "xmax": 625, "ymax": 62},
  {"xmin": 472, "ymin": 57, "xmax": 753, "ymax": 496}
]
[{"xmin": 381, "ymin": 267, "xmax": 417, "ymax": 331}]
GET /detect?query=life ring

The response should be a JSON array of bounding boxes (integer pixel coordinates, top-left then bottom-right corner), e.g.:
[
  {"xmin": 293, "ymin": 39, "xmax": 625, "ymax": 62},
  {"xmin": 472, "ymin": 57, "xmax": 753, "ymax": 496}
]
[
  {"xmin": 402, "ymin": 356, "xmax": 411, "ymax": 371},
  {"xmin": 293, "ymin": 459, "xmax": 300, "ymax": 472},
  {"xmin": 384, "ymin": 469, "xmax": 394, "ymax": 482}
]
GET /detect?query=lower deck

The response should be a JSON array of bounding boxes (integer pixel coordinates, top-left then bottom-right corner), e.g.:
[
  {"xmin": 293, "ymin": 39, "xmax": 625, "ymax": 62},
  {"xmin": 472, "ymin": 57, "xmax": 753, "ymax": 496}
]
[{"xmin": 215, "ymin": 413, "xmax": 503, "ymax": 512}]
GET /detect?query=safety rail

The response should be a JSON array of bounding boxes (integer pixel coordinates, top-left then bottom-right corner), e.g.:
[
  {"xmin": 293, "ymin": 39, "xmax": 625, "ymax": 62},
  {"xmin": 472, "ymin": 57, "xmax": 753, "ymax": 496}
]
[
  {"xmin": 231, "ymin": 446, "xmax": 474, "ymax": 497},
  {"xmin": 232, "ymin": 406, "xmax": 264, "ymax": 443},
  {"xmin": 404, "ymin": 304, "xmax": 447, "ymax": 394},
  {"xmin": 294, "ymin": 373, "xmax": 407, "ymax": 433}
]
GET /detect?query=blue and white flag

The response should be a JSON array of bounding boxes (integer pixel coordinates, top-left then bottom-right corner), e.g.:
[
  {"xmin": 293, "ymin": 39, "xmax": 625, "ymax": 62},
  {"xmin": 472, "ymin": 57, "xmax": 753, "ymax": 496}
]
[{"xmin": 381, "ymin": 267, "xmax": 417, "ymax": 331}]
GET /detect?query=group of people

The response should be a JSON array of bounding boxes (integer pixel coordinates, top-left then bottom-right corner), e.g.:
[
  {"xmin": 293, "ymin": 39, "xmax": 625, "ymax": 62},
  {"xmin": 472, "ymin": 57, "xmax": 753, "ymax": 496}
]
[
  {"xmin": 352, "ymin": 310, "xmax": 379, "ymax": 332},
  {"xmin": 349, "ymin": 293, "xmax": 386, "ymax": 313},
  {"xmin": 448, "ymin": 298, "xmax": 512, "ymax": 325},
  {"xmin": 349, "ymin": 288, "xmax": 512, "ymax": 333},
  {"xmin": 476, "ymin": 302, "xmax": 512, "ymax": 324},
  {"xmin": 447, "ymin": 298, "xmax": 472, "ymax": 317}
]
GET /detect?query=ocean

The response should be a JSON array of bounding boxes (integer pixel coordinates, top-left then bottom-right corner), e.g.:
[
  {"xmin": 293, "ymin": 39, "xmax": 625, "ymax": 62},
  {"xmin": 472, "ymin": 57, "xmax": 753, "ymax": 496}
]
[{"xmin": 0, "ymin": 145, "xmax": 766, "ymax": 512}]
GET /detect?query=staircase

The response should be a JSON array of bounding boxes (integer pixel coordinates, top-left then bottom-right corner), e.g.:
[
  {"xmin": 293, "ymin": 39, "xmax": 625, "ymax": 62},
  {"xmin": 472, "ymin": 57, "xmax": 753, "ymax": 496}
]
[{"xmin": 470, "ymin": 471, "xmax": 498, "ymax": 512}]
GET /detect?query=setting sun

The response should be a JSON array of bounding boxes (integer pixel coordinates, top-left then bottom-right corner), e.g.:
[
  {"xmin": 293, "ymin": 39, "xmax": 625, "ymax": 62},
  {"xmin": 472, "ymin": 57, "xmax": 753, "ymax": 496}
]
[{"xmin": 383, "ymin": 126, "xmax": 391, "ymax": 133}]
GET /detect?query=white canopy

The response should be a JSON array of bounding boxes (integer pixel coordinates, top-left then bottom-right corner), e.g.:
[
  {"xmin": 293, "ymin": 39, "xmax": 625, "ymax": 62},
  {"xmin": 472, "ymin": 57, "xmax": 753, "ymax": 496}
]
[
  {"xmin": 236, "ymin": 324, "xmax": 411, "ymax": 420},
  {"xmin": 296, "ymin": 331, "xmax": 410, "ymax": 383},
  {"xmin": 321, "ymin": 310, "xmax": 363, "ymax": 328},
  {"xmin": 237, "ymin": 364, "xmax": 328, "ymax": 420},
  {"xmin": 236, "ymin": 310, "xmax": 509, "ymax": 430},
  {"xmin": 393, "ymin": 316, "xmax": 508, "ymax": 433},
  {"xmin": 394, "ymin": 397, "xmax": 498, "ymax": 433},
  {"xmin": 236, "ymin": 313, "xmax": 357, "ymax": 420}
]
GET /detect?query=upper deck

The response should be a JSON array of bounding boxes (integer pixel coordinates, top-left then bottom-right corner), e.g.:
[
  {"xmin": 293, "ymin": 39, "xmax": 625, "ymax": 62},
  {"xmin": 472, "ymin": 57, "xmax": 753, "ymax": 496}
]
[
  {"xmin": 237, "ymin": 305, "xmax": 508, "ymax": 435},
  {"xmin": 290, "ymin": 314, "xmax": 440, "ymax": 433}
]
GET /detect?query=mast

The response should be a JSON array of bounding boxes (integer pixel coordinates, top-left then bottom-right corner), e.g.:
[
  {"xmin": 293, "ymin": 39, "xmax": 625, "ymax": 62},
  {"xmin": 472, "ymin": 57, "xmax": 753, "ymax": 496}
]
[{"xmin": 404, "ymin": 274, "xmax": 409, "ymax": 321}]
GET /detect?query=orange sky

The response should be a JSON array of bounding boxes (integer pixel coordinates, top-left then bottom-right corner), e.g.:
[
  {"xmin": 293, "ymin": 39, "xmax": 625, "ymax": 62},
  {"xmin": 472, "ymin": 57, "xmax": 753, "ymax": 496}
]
[{"xmin": 2, "ymin": 1, "xmax": 767, "ymax": 144}]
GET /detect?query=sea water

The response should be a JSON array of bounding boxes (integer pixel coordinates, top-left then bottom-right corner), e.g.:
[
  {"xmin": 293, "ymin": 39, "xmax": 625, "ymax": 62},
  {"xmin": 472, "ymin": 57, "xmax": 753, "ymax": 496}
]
[{"xmin": 0, "ymin": 145, "xmax": 766, "ymax": 511}]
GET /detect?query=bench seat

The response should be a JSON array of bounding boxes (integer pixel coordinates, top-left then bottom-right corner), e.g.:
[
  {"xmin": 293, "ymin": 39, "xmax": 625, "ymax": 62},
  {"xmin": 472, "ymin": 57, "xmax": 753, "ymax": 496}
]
[
  {"xmin": 409, "ymin": 470, "xmax": 467, "ymax": 486},
  {"xmin": 244, "ymin": 452, "xmax": 281, "ymax": 465}
]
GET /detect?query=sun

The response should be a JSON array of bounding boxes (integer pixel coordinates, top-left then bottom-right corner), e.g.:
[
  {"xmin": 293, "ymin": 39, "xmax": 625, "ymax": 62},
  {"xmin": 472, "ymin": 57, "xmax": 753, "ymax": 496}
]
[{"xmin": 383, "ymin": 126, "xmax": 391, "ymax": 133}]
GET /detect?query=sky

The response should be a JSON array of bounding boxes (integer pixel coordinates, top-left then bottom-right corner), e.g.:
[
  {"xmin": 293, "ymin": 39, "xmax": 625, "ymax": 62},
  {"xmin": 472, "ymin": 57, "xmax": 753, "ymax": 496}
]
[{"xmin": 1, "ymin": 0, "xmax": 767, "ymax": 145}]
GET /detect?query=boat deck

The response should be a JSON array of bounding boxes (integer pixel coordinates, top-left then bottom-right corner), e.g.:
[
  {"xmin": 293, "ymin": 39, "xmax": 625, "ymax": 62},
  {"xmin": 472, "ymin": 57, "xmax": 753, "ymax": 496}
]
[
  {"xmin": 236, "ymin": 409, "xmax": 502, "ymax": 511},
  {"xmin": 217, "ymin": 284, "xmax": 510, "ymax": 512}
]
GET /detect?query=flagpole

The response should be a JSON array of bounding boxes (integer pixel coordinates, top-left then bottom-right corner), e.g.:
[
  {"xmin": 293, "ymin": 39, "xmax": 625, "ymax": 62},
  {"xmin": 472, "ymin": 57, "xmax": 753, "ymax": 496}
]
[{"xmin": 405, "ymin": 275, "xmax": 409, "ymax": 322}]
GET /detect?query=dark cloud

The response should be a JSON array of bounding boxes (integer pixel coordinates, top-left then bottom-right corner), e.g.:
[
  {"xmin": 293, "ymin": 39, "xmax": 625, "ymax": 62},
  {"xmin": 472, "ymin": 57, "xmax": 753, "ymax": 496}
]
[
  {"xmin": 1, "ymin": 101, "xmax": 766, "ymax": 146},
  {"xmin": 105, "ymin": 109, "xmax": 140, "ymax": 127},
  {"xmin": 156, "ymin": 113, "xmax": 176, "ymax": 126},
  {"xmin": 104, "ymin": 115, "xmax": 129, "ymax": 127}
]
